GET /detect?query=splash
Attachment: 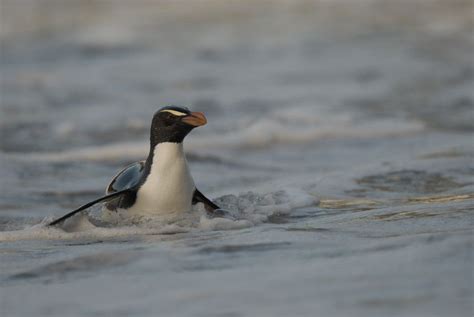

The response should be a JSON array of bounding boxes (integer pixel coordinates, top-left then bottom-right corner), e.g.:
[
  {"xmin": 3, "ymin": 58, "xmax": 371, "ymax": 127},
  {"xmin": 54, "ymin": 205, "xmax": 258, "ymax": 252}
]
[{"xmin": 0, "ymin": 189, "xmax": 318, "ymax": 242}]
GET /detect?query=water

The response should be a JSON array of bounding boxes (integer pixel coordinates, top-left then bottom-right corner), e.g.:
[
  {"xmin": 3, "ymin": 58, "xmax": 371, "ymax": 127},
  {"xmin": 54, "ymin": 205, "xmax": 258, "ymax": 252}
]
[{"xmin": 1, "ymin": 1, "xmax": 473, "ymax": 316}]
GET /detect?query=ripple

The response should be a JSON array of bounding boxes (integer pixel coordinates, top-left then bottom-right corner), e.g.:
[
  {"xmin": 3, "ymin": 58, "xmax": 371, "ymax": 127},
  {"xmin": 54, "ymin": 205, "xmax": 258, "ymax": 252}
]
[{"xmin": 355, "ymin": 170, "xmax": 464, "ymax": 194}]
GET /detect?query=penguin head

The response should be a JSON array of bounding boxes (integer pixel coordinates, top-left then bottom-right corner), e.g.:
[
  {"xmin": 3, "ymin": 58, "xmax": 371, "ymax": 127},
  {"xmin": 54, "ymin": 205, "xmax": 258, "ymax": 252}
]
[{"xmin": 149, "ymin": 106, "xmax": 207, "ymax": 145}]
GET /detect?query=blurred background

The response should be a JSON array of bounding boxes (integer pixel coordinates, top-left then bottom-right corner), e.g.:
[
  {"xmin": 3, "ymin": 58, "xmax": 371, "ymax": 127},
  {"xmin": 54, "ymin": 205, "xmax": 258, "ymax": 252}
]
[
  {"xmin": 1, "ymin": 1, "xmax": 473, "ymax": 317},
  {"xmin": 2, "ymin": 0, "xmax": 472, "ymax": 153}
]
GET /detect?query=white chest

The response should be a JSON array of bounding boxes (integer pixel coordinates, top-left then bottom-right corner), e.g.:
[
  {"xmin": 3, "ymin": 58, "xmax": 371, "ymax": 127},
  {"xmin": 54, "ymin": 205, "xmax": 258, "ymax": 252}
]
[{"xmin": 128, "ymin": 143, "xmax": 195, "ymax": 214}]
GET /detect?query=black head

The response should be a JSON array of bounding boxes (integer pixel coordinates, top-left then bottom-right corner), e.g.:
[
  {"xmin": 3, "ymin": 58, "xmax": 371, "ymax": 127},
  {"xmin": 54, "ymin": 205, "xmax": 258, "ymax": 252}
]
[{"xmin": 149, "ymin": 106, "xmax": 207, "ymax": 146}]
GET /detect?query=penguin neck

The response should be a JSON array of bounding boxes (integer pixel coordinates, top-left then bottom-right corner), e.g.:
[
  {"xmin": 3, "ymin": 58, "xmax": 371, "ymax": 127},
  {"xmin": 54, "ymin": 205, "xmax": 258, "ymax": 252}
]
[
  {"xmin": 146, "ymin": 142, "xmax": 185, "ymax": 170},
  {"xmin": 141, "ymin": 142, "xmax": 186, "ymax": 184}
]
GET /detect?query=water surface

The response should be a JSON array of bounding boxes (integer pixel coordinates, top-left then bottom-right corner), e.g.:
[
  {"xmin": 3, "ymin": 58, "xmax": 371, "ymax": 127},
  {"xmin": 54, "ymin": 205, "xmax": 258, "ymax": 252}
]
[{"xmin": 1, "ymin": 1, "xmax": 473, "ymax": 316}]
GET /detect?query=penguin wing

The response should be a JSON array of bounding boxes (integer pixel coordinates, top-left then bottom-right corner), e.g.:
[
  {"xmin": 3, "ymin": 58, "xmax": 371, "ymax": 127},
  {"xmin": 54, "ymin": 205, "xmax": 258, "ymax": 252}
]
[
  {"xmin": 47, "ymin": 189, "xmax": 131, "ymax": 226},
  {"xmin": 193, "ymin": 188, "xmax": 220, "ymax": 212},
  {"xmin": 103, "ymin": 160, "xmax": 145, "ymax": 211},
  {"xmin": 106, "ymin": 160, "xmax": 146, "ymax": 194},
  {"xmin": 48, "ymin": 161, "xmax": 145, "ymax": 227}
]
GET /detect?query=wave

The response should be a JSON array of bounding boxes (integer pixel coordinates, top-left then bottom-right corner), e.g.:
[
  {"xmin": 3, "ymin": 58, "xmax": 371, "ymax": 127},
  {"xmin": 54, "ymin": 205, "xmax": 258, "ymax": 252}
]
[{"xmin": 10, "ymin": 110, "xmax": 425, "ymax": 162}]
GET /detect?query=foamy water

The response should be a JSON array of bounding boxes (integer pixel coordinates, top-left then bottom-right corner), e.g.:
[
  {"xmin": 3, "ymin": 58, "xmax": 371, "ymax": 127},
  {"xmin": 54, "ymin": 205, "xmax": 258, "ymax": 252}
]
[
  {"xmin": 1, "ymin": 1, "xmax": 473, "ymax": 317},
  {"xmin": 0, "ymin": 188, "xmax": 318, "ymax": 242}
]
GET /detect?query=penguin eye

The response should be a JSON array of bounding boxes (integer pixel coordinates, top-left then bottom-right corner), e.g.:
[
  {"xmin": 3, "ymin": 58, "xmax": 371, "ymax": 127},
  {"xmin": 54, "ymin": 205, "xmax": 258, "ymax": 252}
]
[
  {"xmin": 163, "ymin": 121, "xmax": 172, "ymax": 128},
  {"xmin": 163, "ymin": 116, "xmax": 174, "ymax": 127}
]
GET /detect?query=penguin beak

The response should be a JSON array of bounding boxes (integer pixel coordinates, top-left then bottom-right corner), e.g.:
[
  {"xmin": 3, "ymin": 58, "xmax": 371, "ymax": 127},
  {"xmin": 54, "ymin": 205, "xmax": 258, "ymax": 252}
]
[{"xmin": 182, "ymin": 112, "xmax": 207, "ymax": 127}]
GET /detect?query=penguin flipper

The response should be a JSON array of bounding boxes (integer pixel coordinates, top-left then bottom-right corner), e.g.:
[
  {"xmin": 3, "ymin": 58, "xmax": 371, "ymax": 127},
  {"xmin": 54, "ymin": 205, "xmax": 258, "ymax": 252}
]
[
  {"xmin": 193, "ymin": 188, "xmax": 220, "ymax": 212},
  {"xmin": 47, "ymin": 189, "xmax": 131, "ymax": 226}
]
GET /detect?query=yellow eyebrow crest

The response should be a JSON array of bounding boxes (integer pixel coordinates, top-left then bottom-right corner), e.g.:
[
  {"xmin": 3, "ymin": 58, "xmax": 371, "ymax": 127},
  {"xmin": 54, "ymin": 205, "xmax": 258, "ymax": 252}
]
[{"xmin": 161, "ymin": 109, "xmax": 187, "ymax": 116}]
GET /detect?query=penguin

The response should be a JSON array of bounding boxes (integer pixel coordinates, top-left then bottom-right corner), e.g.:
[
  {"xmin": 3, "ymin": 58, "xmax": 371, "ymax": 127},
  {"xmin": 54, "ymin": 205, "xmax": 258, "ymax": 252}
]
[{"xmin": 48, "ymin": 106, "xmax": 219, "ymax": 226}]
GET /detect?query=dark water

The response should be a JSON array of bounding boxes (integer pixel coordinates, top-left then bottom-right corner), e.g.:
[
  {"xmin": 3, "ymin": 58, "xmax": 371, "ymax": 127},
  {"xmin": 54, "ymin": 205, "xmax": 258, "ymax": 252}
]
[{"xmin": 1, "ymin": 1, "xmax": 473, "ymax": 316}]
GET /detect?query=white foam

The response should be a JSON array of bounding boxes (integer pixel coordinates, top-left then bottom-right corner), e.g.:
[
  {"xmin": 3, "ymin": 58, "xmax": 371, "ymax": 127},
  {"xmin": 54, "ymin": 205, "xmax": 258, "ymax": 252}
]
[
  {"xmin": 0, "ymin": 220, "xmax": 179, "ymax": 243},
  {"xmin": 0, "ymin": 189, "xmax": 318, "ymax": 241},
  {"xmin": 208, "ymin": 188, "xmax": 319, "ymax": 224},
  {"xmin": 198, "ymin": 188, "xmax": 318, "ymax": 229}
]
